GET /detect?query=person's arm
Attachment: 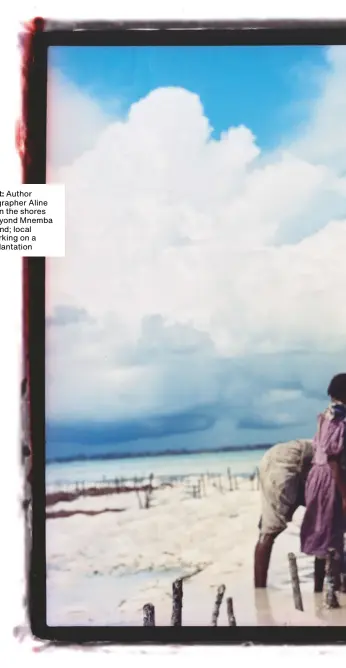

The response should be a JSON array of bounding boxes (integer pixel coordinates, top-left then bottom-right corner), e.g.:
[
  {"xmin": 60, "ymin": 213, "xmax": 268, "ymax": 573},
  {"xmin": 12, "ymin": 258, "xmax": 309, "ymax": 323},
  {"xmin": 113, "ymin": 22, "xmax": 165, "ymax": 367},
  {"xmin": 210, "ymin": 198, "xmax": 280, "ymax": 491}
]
[
  {"xmin": 328, "ymin": 457, "xmax": 346, "ymax": 504},
  {"xmin": 326, "ymin": 417, "xmax": 346, "ymax": 505}
]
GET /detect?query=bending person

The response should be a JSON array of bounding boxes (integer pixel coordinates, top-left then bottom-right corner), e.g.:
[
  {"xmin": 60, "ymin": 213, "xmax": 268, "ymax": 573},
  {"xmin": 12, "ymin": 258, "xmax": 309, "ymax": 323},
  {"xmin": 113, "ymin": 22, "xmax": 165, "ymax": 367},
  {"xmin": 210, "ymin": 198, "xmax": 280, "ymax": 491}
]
[{"xmin": 254, "ymin": 438, "xmax": 313, "ymax": 588}]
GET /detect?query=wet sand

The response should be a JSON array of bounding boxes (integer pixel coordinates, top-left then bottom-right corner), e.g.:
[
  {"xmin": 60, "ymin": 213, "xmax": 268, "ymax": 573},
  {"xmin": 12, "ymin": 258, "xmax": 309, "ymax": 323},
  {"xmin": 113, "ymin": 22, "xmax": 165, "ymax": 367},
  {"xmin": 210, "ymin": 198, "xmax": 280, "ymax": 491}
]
[{"xmin": 46, "ymin": 475, "xmax": 346, "ymax": 626}]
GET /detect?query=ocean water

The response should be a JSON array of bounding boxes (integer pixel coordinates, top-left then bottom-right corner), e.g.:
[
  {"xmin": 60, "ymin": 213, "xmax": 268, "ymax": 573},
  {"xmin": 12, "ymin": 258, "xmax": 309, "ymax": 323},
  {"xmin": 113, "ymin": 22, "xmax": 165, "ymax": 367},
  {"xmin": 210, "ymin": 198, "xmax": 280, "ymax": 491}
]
[{"xmin": 46, "ymin": 447, "xmax": 267, "ymax": 492}]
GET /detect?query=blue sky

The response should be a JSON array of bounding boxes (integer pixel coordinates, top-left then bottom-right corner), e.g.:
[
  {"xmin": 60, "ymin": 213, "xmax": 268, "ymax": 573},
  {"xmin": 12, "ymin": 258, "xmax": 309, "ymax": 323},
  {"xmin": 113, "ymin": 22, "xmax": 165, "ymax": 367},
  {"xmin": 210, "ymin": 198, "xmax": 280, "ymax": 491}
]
[
  {"xmin": 46, "ymin": 45, "xmax": 346, "ymax": 461},
  {"xmin": 49, "ymin": 45, "xmax": 327, "ymax": 150}
]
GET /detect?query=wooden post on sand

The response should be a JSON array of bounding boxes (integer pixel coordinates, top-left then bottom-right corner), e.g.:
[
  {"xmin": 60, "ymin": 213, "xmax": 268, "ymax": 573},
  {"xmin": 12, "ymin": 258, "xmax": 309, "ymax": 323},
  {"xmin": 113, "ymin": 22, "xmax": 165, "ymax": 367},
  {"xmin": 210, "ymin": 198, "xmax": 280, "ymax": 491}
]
[
  {"xmin": 288, "ymin": 552, "xmax": 304, "ymax": 611},
  {"xmin": 250, "ymin": 468, "xmax": 258, "ymax": 490},
  {"xmin": 227, "ymin": 467, "xmax": 233, "ymax": 491},
  {"xmin": 211, "ymin": 584, "xmax": 226, "ymax": 626},
  {"xmin": 144, "ymin": 473, "xmax": 154, "ymax": 509},
  {"xmin": 226, "ymin": 597, "xmax": 237, "ymax": 626},
  {"xmin": 143, "ymin": 603, "xmax": 155, "ymax": 626},
  {"xmin": 171, "ymin": 578, "xmax": 183, "ymax": 626},
  {"xmin": 325, "ymin": 548, "xmax": 340, "ymax": 609},
  {"xmin": 134, "ymin": 476, "xmax": 143, "ymax": 509},
  {"xmin": 256, "ymin": 467, "xmax": 260, "ymax": 490}
]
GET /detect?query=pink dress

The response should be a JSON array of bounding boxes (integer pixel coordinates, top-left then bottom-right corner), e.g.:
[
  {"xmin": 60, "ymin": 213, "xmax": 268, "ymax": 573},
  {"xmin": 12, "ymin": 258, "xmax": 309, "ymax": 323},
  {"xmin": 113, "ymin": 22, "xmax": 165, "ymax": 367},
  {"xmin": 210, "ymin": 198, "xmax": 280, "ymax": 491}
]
[{"xmin": 300, "ymin": 407, "xmax": 346, "ymax": 559}]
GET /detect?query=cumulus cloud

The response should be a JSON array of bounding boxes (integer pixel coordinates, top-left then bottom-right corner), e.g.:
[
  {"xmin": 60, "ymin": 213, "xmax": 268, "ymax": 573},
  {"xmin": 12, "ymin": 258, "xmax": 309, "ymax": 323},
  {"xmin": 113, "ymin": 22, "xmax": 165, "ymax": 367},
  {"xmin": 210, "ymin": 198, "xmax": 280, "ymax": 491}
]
[
  {"xmin": 46, "ymin": 46, "xmax": 346, "ymax": 450},
  {"xmin": 292, "ymin": 45, "xmax": 346, "ymax": 172},
  {"xmin": 46, "ymin": 69, "xmax": 114, "ymax": 173}
]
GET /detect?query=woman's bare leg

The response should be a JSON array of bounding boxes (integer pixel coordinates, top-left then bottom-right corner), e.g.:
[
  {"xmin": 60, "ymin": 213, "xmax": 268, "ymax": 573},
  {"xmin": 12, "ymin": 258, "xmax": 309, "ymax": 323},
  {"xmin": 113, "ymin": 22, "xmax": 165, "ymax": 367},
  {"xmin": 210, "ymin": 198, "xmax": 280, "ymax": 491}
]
[
  {"xmin": 316, "ymin": 551, "xmax": 343, "ymax": 592},
  {"xmin": 333, "ymin": 552, "xmax": 341, "ymax": 591},
  {"xmin": 314, "ymin": 558, "xmax": 326, "ymax": 592}
]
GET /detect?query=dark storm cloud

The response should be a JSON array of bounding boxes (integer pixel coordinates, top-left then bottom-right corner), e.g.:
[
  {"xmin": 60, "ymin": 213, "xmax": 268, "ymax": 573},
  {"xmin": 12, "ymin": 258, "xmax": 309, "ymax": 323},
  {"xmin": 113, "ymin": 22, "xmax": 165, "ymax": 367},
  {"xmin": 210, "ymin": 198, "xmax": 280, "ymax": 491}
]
[
  {"xmin": 46, "ymin": 308, "xmax": 346, "ymax": 459},
  {"xmin": 46, "ymin": 404, "xmax": 217, "ymax": 458}
]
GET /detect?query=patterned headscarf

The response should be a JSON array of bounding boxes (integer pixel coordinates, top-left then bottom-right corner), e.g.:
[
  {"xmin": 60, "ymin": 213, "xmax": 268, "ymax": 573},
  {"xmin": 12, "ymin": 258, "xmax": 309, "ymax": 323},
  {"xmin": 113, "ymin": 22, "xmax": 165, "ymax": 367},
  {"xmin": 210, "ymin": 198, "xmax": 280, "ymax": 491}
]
[
  {"xmin": 324, "ymin": 402, "xmax": 346, "ymax": 422},
  {"xmin": 320, "ymin": 402, "xmax": 346, "ymax": 469}
]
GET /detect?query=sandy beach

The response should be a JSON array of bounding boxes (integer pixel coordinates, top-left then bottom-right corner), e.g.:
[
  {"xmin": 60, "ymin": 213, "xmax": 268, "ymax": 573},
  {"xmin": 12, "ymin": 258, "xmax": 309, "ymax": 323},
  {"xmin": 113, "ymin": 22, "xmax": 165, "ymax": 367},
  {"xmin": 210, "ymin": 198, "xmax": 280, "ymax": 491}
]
[{"xmin": 46, "ymin": 473, "xmax": 346, "ymax": 626}]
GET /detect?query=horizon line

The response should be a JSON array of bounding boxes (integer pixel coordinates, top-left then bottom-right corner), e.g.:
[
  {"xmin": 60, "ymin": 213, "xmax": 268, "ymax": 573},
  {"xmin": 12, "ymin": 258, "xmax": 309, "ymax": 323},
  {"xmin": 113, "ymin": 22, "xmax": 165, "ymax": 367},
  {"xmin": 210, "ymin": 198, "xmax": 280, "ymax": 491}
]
[{"xmin": 46, "ymin": 442, "xmax": 272, "ymax": 465}]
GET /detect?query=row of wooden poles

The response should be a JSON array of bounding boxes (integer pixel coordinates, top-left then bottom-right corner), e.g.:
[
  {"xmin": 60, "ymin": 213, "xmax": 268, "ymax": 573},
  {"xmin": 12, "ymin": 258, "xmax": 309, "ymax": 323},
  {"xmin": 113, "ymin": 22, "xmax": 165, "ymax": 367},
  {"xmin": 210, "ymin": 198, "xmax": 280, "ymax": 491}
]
[
  {"xmin": 288, "ymin": 548, "xmax": 345, "ymax": 611},
  {"xmin": 143, "ymin": 579, "xmax": 237, "ymax": 626},
  {"xmin": 68, "ymin": 466, "xmax": 260, "ymax": 496},
  {"xmin": 182, "ymin": 467, "xmax": 260, "ymax": 500},
  {"xmin": 71, "ymin": 475, "xmax": 150, "ymax": 493},
  {"xmin": 143, "ymin": 548, "xmax": 343, "ymax": 626}
]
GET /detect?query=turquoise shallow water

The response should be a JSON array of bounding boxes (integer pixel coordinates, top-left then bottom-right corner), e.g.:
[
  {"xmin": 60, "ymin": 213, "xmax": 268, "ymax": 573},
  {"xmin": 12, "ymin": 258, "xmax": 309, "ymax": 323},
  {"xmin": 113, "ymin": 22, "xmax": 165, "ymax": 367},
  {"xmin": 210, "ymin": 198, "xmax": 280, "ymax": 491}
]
[{"xmin": 46, "ymin": 447, "xmax": 266, "ymax": 491}]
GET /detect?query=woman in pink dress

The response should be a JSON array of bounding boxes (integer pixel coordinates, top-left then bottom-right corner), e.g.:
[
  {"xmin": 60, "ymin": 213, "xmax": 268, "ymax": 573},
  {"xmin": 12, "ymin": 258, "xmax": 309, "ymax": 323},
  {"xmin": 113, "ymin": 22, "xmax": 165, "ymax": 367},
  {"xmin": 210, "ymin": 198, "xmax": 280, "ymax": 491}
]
[{"xmin": 300, "ymin": 374, "xmax": 346, "ymax": 592}]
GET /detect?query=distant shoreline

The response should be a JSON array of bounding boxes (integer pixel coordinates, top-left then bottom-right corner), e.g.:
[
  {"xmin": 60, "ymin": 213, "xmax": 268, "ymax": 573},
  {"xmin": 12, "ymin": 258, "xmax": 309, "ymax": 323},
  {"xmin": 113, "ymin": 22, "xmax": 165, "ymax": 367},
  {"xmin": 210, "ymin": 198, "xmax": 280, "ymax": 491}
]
[{"xmin": 46, "ymin": 443, "xmax": 271, "ymax": 466}]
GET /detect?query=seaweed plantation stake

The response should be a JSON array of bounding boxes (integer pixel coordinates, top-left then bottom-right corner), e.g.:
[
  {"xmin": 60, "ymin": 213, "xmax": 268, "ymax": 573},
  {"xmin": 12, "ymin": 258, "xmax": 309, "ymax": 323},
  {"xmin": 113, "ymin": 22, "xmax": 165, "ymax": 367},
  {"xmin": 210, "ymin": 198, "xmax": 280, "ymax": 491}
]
[
  {"xmin": 227, "ymin": 467, "xmax": 233, "ymax": 491},
  {"xmin": 143, "ymin": 603, "xmax": 155, "ymax": 626},
  {"xmin": 250, "ymin": 468, "xmax": 259, "ymax": 490},
  {"xmin": 288, "ymin": 553, "xmax": 303, "ymax": 612},
  {"xmin": 144, "ymin": 473, "xmax": 154, "ymax": 509},
  {"xmin": 226, "ymin": 597, "xmax": 237, "ymax": 626},
  {"xmin": 325, "ymin": 548, "xmax": 340, "ymax": 609},
  {"xmin": 135, "ymin": 486, "xmax": 143, "ymax": 510},
  {"xmin": 171, "ymin": 578, "xmax": 183, "ymax": 626},
  {"xmin": 211, "ymin": 584, "xmax": 226, "ymax": 626},
  {"xmin": 256, "ymin": 467, "xmax": 260, "ymax": 491}
]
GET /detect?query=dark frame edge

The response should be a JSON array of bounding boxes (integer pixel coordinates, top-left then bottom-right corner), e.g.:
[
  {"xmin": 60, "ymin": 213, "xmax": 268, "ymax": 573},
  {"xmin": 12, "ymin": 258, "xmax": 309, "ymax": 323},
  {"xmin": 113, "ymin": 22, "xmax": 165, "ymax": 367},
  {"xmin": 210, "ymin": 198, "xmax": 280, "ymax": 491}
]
[
  {"xmin": 43, "ymin": 19, "xmax": 346, "ymax": 31},
  {"xmin": 23, "ymin": 19, "xmax": 346, "ymax": 644},
  {"xmin": 21, "ymin": 18, "xmax": 49, "ymax": 640}
]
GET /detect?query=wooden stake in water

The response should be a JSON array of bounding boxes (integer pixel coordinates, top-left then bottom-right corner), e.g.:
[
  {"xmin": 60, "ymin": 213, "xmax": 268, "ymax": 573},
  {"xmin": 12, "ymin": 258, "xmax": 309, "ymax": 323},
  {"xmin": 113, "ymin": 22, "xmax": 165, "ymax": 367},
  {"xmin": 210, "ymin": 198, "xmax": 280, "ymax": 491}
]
[
  {"xmin": 325, "ymin": 548, "xmax": 340, "ymax": 609},
  {"xmin": 211, "ymin": 584, "xmax": 226, "ymax": 626},
  {"xmin": 288, "ymin": 552, "xmax": 303, "ymax": 612},
  {"xmin": 227, "ymin": 467, "xmax": 233, "ymax": 491},
  {"xmin": 226, "ymin": 597, "xmax": 237, "ymax": 626},
  {"xmin": 143, "ymin": 603, "xmax": 155, "ymax": 626},
  {"xmin": 171, "ymin": 578, "xmax": 183, "ymax": 626}
]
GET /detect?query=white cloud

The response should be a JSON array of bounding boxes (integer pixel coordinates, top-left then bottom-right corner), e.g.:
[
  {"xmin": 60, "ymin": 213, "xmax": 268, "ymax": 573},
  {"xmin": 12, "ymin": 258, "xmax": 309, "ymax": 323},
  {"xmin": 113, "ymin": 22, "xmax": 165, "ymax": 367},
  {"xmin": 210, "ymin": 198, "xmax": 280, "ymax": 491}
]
[
  {"xmin": 46, "ymin": 69, "xmax": 113, "ymax": 174},
  {"xmin": 292, "ymin": 45, "xmax": 346, "ymax": 172},
  {"xmin": 46, "ymin": 47, "xmax": 346, "ymax": 439}
]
